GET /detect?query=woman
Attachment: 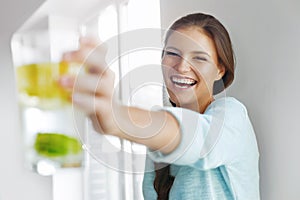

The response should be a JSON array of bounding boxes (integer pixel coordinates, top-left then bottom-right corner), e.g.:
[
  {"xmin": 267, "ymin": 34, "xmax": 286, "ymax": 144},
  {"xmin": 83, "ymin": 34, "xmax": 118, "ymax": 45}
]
[{"xmin": 60, "ymin": 13, "xmax": 260, "ymax": 200}]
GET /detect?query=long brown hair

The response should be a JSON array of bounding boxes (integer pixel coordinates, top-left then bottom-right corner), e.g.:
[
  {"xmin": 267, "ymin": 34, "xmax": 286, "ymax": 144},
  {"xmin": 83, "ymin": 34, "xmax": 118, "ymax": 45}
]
[{"xmin": 154, "ymin": 13, "xmax": 235, "ymax": 199}]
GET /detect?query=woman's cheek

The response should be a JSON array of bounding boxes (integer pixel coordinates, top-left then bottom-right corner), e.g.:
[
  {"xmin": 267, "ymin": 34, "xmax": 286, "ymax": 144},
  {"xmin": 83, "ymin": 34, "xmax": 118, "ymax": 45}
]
[
  {"xmin": 161, "ymin": 58, "xmax": 176, "ymax": 78},
  {"xmin": 195, "ymin": 66, "xmax": 218, "ymax": 88},
  {"xmin": 162, "ymin": 55, "xmax": 181, "ymax": 67}
]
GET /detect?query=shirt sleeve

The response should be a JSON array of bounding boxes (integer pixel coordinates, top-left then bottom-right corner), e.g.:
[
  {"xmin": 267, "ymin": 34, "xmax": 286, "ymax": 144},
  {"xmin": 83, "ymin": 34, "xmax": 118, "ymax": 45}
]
[{"xmin": 147, "ymin": 98, "xmax": 256, "ymax": 170}]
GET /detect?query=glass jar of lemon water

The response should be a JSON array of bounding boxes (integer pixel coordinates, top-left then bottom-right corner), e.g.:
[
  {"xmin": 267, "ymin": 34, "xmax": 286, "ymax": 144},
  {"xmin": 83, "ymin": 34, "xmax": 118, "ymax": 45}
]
[{"xmin": 11, "ymin": 30, "xmax": 84, "ymax": 175}]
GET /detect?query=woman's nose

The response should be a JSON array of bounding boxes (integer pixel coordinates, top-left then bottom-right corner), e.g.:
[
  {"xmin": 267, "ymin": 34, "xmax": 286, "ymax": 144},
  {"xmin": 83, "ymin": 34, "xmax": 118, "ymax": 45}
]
[{"xmin": 174, "ymin": 57, "xmax": 192, "ymax": 73}]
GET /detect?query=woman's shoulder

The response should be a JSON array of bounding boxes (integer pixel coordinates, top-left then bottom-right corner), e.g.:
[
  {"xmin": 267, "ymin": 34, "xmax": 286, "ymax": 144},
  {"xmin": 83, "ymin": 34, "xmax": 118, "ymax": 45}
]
[
  {"xmin": 211, "ymin": 96, "xmax": 245, "ymax": 107},
  {"xmin": 205, "ymin": 97, "xmax": 250, "ymax": 127},
  {"xmin": 160, "ymin": 97, "xmax": 249, "ymax": 124},
  {"xmin": 208, "ymin": 97, "xmax": 248, "ymax": 114},
  {"xmin": 161, "ymin": 97, "xmax": 248, "ymax": 118}
]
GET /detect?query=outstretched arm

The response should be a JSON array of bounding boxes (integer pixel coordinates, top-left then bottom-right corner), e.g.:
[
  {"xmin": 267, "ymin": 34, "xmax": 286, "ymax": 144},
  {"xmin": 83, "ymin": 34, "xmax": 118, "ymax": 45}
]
[{"xmin": 59, "ymin": 37, "xmax": 180, "ymax": 154}]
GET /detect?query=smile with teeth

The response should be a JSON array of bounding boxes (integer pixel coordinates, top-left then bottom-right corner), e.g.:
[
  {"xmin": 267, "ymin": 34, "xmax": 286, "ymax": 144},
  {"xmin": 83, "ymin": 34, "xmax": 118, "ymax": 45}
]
[{"xmin": 171, "ymin": 76, "xmax": 197, "ymax": 89}]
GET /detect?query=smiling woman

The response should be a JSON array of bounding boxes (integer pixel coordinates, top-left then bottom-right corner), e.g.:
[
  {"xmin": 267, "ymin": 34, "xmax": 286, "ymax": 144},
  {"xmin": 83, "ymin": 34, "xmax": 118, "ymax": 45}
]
[
  {"xmin": 142, "ymin": 13, "xmax": 259, "ymax": 200},
  {"xmin": 59, "ymin": 12, "xmax": 259, "ymax": 200},
  {"xmin": 162, "ymin": 27, "xmax": 226, "ymax": 112},
  {"xmin": 163, "ymin": 14, "xmax": 235, "ymax": 96}
]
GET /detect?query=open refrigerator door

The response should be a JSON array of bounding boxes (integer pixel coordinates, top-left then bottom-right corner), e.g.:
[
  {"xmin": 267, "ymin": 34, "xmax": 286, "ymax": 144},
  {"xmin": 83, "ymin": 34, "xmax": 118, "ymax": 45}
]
[{"xmin": 11, "ymin": 0, "xmax": 162, "ymax": 199}]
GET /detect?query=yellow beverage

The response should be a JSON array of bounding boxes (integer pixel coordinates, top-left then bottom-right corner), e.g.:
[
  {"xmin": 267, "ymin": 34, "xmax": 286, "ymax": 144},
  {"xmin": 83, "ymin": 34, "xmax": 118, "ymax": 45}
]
[{"xmin": 16, "ymin": 62, "xmax": 77, "ymax": 108}]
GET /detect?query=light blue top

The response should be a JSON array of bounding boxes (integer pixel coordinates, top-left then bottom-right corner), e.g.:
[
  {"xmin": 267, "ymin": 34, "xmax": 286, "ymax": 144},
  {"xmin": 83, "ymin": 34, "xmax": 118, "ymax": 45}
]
[{"xmin": 142, "ymin": 97, "xmax": 260, "ymax": 200}]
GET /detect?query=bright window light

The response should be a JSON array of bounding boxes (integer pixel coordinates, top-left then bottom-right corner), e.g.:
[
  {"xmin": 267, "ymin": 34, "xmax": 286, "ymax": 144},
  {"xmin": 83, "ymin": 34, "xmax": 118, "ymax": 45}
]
[
  {"xmin": 128, "ymin": 0, "xmax": 161, "ymax": 29},
  {"xmin": 98, "ymin": 5, "xmax": 118, "ymax": 41}
]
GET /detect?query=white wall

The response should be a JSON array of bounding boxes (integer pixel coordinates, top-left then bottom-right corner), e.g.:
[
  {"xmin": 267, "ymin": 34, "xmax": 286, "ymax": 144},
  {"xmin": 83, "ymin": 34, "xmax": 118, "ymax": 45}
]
[
  {"xmin": 0, "ymin": 0, "xmax": 52, "ymax": 199},
  {"xmin": 160, "ymin": 0, "xmax": 300, "ymax": 200}
]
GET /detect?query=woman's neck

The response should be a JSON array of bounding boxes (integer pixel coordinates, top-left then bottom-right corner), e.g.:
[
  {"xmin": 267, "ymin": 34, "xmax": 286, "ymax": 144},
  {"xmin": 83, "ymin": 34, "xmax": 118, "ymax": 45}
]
[{"xmin": 178, "ymin": 97, "xmax": 214, "ymax": 114}]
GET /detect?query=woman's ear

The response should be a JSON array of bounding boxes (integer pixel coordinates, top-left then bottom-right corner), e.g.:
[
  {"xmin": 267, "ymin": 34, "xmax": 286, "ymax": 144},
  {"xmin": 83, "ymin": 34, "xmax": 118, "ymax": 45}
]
[{"xmin": 215, "ymin": 64, "xmax": 226, "ymax": 81}]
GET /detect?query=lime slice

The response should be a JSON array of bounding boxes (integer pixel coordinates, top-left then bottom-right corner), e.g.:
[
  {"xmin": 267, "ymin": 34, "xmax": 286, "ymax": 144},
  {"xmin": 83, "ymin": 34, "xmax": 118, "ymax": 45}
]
[{"xmin": 34, "ymin": 133, "xmax": 82, "ymax": 158}]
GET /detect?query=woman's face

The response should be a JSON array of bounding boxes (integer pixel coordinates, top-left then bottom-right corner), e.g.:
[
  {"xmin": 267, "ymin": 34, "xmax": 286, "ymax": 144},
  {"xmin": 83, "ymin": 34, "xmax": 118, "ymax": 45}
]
[{"xmin": 162, "ymin": 27, "xmax": 225, "ymax": 110}]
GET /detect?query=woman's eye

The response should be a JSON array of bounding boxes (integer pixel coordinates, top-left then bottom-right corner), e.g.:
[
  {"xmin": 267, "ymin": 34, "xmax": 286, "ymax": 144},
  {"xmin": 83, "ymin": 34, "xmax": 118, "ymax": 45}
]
[
  {"xmin": 165, "ymin": 51, "xmax": 180, "ymax": 57},
  {"xmin": 193, "ymin": 56, "xmax": 207, "ymax": 61}
]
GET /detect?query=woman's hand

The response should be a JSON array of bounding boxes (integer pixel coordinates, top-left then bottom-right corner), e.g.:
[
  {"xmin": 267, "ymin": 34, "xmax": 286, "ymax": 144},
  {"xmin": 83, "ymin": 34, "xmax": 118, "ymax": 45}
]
[{"xmin": 59, "ymin": 36, "xmax": 120, "ymax": 135}]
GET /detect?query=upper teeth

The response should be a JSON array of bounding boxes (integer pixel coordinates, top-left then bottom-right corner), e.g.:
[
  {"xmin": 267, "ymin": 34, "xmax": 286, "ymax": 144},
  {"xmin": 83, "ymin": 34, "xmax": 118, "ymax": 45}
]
[{"xmin": 172, "ymin": 77, "xmax": 196, "ymax": 85}]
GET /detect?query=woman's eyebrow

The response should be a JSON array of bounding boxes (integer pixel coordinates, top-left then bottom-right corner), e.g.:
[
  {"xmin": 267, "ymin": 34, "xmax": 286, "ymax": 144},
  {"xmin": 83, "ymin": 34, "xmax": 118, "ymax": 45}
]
[
  {"xmin": 165, "ymin": 46, "xmax": 181, "ymax": 52},
  {"xmin": 191, "ymin": 50, "xmax": 210, "ymax": 56}
]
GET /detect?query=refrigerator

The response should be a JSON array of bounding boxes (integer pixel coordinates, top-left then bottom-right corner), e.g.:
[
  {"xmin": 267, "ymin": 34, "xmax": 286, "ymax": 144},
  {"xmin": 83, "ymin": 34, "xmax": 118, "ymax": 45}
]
[{"xmin": 10, "ymin": 0, "xmax": 162, "ymax": 199}]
